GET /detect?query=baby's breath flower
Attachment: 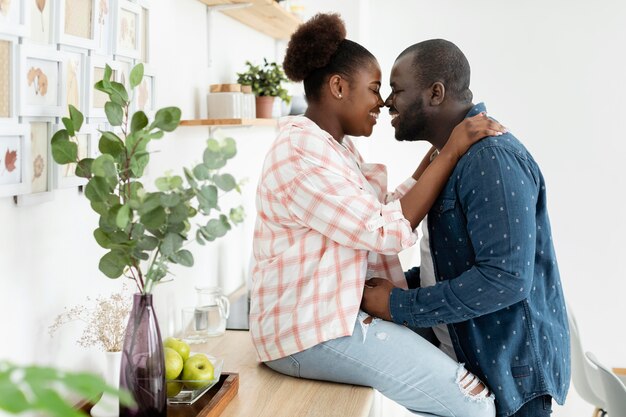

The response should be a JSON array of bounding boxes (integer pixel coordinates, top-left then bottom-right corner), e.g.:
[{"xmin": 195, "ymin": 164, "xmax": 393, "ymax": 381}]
[{"xmin": 49, "ymin": 285, "xmax": 132, "ymax": 352}]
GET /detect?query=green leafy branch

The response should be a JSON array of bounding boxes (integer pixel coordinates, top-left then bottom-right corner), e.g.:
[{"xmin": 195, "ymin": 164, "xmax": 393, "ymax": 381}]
[
  {"xmin": 0, "ymin": 361, "xmax": 134, "ymax": 417},
  {"xmin": 51, "ymin": 63, "xmax": 245, "ymax": 294},
  {"xmin": 237, "ymin": 58, "xmax": 291, "ymax": 104}
]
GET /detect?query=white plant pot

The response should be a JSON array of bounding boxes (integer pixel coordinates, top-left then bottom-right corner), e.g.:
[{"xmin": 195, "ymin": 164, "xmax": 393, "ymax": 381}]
[{"xmin": 91, "ymin": 351, "xmax": 122, "ymax": 417}]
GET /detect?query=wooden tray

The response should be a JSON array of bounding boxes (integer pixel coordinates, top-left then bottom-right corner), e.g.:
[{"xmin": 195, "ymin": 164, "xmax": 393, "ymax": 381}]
[{"xmin": 168, "ymin": 372, "xmax": 239, "ymax": 417}]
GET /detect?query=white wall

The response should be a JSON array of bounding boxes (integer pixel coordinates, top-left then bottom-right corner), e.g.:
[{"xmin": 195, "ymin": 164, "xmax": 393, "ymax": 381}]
[{"xmin": 1, "ymin": 1, "xmax": 623, "ymax": 416}]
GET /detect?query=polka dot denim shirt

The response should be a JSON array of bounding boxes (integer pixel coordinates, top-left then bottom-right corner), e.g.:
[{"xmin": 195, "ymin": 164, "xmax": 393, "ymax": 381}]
[{"xmin": 390, "ymin": 103, "xmax": 570, "ymax": 416}]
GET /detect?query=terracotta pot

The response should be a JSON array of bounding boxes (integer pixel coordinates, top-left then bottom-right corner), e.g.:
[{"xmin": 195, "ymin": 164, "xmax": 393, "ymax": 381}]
[{"xmin": 255, "ymin": 96, "xmax": 275, "ymax": 119}]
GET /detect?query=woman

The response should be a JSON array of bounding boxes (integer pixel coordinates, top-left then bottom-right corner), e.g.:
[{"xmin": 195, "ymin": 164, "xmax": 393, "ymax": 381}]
[{"xmin": 250, "ymin": 13, "xmax": 502, "ymax": 417}]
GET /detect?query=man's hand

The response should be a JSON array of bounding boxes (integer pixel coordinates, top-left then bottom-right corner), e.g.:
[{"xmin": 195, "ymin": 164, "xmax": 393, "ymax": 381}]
[{"xmin": 361, "ymin": 278, "xmax": 396, "ymax": 321}]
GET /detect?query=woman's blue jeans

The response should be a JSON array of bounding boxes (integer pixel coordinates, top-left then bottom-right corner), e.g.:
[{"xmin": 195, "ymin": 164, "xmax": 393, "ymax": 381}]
[{"xmin": 265, "ymin": 312, "xmax": 495, "ymax": 417}]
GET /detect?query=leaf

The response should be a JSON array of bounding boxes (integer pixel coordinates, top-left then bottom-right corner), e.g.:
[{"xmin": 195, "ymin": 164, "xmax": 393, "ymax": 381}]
[
  {"xmin": 205, "ymin": 217, "xmax": 229, "ymax": 238},
  {"xmin": 75, "ymin": 158, "xmax": 93, "ymax": 178},
  {"xmin": 130, "ymin": 63, "xmax": 144, "ymax": 89},
  {"xmin": 130, "ymin": 151, "xmax": 149, "ymax": 177},
  {"xmin": 137, "ymin": 235, "xmax": 158, "ymax": 251},
  {"xmin": 221, "ymin": 137, "xmax": 237, "ymax": 159},
  {"xmin": 91, "ymin": 154, "xmax": 117, "ymax": 179},
  {"xmin": 99, "ymin": 131, "xmax": 125, "ymax": 157},
  {"xmin": 99, "ymin": 250, "xmax": 127, "ymax": 278},
  {"xmin": 61, "ymin": 117, "xmax": 75, "ymax": 137},
  {"xmin": 69, "ymin": 104, "xmax": 84, "ymax": 132},
  {"xmin": 229, "ymin": 206, "xmax": 245, "ymax": 224},
  {"xmin": 110, "ymin": 81, "xmax": 129, "ymax": 103},
  {"xmin": 140, "ymin": 207, "xmax": 166, "ymax": 229},
  {"xmin": 183, "ymin": 167, "xmax": 198, "ymax": 188},
  {"xmin": 152, "ymin": 107, "xmax": 181, "ymax": 132},
  {"xmin": 192, "ymin": 163, "xmax": 209, "ymax": 180},
  {"xmin": 84, "ymin": 177, "xmax": 113, "ymax": 203},
  {"xmin": 214, "ymin": 173, "xmax": 237, "ymax": 191},
  {"xmin": 203, "ymin": 147, "xmax": 226, "ymax": 170},
  {"xmin": 116, "ymin": 204, "xmax": 131, "ymax": 229},
  {"xmin": 197, "ymin": 185, "xmax": 218, "ymax": 210},
  {"xmin": 131, "ymin": 111, "xmax": 148, "ymax": 133},
  {"xmin": 160, "ymin": 233, "xmax": 183, "ymax": 256},
  {"xmin": 93, "ymin": 228, "xmax": 112, "ymax": 248},
  {"xmin": 105, "ymin": 101, "xmax": 124, "ymax": 126},
  {"xmin": 51, "ymin": 139, "xmax": 78, "ymax": 164},
  {"xmin": 167, "ymin": 203, "xmax": 189, "ymax": 224},
  {"xmin": 170, "ymin": 249, "xmax": 193, "ymax": 267},
  {"xmin": 160, "ymin": 193, "xmax": 181, "ymax": 208}
]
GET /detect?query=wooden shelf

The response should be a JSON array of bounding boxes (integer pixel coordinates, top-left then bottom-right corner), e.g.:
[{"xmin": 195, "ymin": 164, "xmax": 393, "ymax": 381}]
[
  {"xmin": 197, "ymin": 0, "xmax": 301, "ymax": 40},
  {"xmin": 180, "ymin": 118, "xmax": 277, "ymax": 127}
]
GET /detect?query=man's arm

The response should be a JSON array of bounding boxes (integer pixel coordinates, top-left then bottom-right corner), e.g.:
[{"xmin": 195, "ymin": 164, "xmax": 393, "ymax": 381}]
[{"xmin": 364, "ymin": 145, "xmax": 541, "ymax": 327}]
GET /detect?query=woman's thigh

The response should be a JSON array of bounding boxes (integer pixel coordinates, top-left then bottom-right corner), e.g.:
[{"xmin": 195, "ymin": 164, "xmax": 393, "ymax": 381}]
[{"xmin": 266, "ymin": 315, "xmax": 495, "ymax": 417}]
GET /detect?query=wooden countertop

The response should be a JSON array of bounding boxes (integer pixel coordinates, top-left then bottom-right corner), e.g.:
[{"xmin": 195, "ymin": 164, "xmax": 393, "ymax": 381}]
[{"xmin": 193, "ymin": 331, "xmax": 373, "ymax": 417}]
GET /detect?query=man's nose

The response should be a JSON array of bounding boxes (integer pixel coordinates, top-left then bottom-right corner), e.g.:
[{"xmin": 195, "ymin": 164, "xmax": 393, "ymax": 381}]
[{"xmin": 384, "ymin": 94, "xmax": 393, "ymax": 107}]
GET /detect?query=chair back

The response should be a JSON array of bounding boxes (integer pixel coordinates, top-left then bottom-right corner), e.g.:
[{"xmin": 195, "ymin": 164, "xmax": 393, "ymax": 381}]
[
  {"xmin": 566, "ymin": 304, "xmax": 605, "ymax": 408},
  {"xmin": 585, "ymin": 352, "xmax": 626, "ymax": 415}
]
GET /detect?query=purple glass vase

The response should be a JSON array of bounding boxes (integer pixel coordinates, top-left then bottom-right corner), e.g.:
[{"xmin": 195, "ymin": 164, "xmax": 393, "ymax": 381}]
[{"xmin": 119, "ymin": 293, "xmax": 166, "ymax": 417}]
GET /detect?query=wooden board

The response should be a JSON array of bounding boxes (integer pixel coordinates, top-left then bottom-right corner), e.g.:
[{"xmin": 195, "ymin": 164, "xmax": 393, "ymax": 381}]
[
  {"xmin": 168, "ymin": 373, "xmax": 239, "ymax": 417},
  {"xmin": 180, "ymin": 118, "xmax": 277, "ymax": 127}
]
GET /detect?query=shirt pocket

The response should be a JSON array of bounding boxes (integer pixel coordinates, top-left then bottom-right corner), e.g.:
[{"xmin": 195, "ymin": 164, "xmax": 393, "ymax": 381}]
[{"xmin": 431, "ymin": 198, "xmax": 468, "ymax": 248}]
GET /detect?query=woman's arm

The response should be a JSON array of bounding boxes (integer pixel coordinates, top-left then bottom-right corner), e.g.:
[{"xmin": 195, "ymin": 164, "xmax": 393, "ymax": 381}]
[
  {"xmin": 399, "ymin": 113, "xmax": 505, "ymax": 228},
  {"xmin": 411, "ymin": 146, "xmax": 438, "ymax": 181}
]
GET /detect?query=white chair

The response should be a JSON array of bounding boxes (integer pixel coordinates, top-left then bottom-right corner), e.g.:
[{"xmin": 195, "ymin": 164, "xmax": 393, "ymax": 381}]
[
  {"xmin": 567, "ymin": 305, "xmax": 607, "ymax": 417},
  {"xmin": 586, "ymin": 352, "xmax": 626, "ymax": 417}
]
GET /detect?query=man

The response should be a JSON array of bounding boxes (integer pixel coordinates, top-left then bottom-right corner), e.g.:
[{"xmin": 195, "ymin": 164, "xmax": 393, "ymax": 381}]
[{"xmin": 361, "ymin": 39, "xmax": 570, "ymax": 417}]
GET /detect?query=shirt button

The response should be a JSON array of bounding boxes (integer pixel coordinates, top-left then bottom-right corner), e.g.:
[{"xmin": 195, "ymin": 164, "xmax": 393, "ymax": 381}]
[{"xmin": 403, "ymin": 321, "xmax": 408, "ymax": 327}]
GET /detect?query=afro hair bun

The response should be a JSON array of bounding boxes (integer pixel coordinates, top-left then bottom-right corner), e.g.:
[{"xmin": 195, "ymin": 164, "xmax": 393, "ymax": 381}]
[{"xmin": 282, "ymin": 13, "xmax": 347, "ymax": 82}]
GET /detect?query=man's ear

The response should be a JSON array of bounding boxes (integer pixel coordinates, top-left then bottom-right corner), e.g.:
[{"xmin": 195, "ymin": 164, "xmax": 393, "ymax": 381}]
[
  {"xmin": 429, "ymin": 82, "xmax": 445, "ymax": 106},
  {"xmin": 328, "ymin": 74, "xmax": 346, "ymax": 100}
]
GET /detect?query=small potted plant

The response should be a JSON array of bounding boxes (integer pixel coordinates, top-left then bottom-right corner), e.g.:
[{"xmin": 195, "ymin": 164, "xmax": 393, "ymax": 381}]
[
  {"xmin": 237, "ymin": 58, "xmax": 290, "ymax": 118},
  {"xmin": 50, "ymin": 63, "xmax": 244, "ymax": 417}
]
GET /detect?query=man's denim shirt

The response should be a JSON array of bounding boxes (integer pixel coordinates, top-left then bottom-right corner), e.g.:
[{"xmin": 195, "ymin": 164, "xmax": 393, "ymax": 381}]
[{"xmin": 390, "ymin": 103, "xmax": 570, "ymax": 416}]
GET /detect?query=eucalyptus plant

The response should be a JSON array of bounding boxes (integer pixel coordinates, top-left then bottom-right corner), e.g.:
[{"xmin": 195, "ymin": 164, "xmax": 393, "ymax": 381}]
[
  {"xmin": 51, "ymin": 63, "xmax": 244, "ymax": 294},
  {"xmin": 237, "ymin": 58, "xmax": 291, "ymax": 104}
]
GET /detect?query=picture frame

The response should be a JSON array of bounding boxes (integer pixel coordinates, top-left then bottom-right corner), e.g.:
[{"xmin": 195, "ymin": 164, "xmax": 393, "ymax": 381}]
[
  {"xmin": 133, "ymin": 64, "xmax": 155, "ymax": 118},
  {"xmin": 136, "ymin": 0, "xmax": 150, "ymax": 64},
  {"xmin": 53, "ymin": 122, "xmax": 97, "ymax": 189},
  {"xmin": 0, "ymin": 34, "xmax": 19, "ymax": 124},
  {"xmin": 56, "ymin": 0, "xmax": 97, "ymax": 50},
  {"xmin": 29, "ymin": 0, "xmax": 55, "ymax": 44},
  {"xmin": 113, "ymin": 0, "xmax": 142, "ymax": 59},
  {"xmin": 0, "ymin": 0, "xmax": 27, "ymax": 37},
  {"xmin": 0, "ymin": 123, "xmax": 31, "ymax": 198},
  {"xmin": 60, "ymin": 45, "xmax": 87, "ymax": 117},
  {"xmin": 93, "ymin": 0, "xmax": 113, "ymax": 55},
  {"xmin": 18, "ymin": 43, "xmax": 66, "ymax": 117},
  {"xmin": 85, "ymin": 54, "xmax": 124, "ymax": 120},
  {"xmin": 14, "ymin": 116, "xmax": 55, "ymax": 205}
]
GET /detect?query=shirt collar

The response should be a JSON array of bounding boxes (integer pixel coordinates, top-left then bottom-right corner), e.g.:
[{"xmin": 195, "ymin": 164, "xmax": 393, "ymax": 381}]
[{"xmin": 464, "ymin": 102, "xmax": 487, "ymax": 118}]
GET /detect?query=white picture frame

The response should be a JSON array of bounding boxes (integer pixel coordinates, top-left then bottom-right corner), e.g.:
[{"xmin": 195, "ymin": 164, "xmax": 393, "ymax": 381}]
[
  {"xmin": 133, "ymin": 63, "xmax": 155, "ymax": 118},
  {"xmin": 0, "ymin": 0, "xmax": 27, "ymax": 37},
  {"xmin": 60, "ymin": 45, "xmax": 87, "ymax": 117},
  {"xmin": 14, "ymin": 116, "xmax": 55, "ymax": 205},
  {"xmin": 113, "ymin": 0, "xmax": 142, "ymax": 59},
  {"xmin": 93, "ymin": 0, "xmax": 113, "ymax": 55},
  {"xmin": 56, "ymin": 0, "xmax": 97, "ymax": 50},
  {"xmin": 18, "ymin": 43, "xmax": 67, "ymax": 117},
  {"xmin": 53, "ymin": 122, "xmax": 96, "ymax": 189},
  {"xmin": 136, "ymin": 0, "xmax": 150, "ymax": 64},
  {"xmin": 29, "ymin": 0, "xmax": 55, "ymax": 44},
  {"xmin": 0, "ymin": 123, "xmax": 31, "ymax": 198},
  {"xmin": 86, "ymin": 54, "xmax": 124, "ymax": 120},
  {"xmin": 0, "ymin": 34, "xmax": 19, "ymax": 124}
]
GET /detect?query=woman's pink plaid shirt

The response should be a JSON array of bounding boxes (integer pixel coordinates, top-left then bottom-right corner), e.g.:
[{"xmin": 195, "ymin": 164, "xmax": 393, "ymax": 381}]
[{"xmin": 250, "ymin": 116, "xmax": 418, "ymax": 362}]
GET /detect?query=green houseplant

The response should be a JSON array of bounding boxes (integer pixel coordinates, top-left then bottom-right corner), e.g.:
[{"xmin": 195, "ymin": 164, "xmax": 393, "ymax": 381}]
[
  {"xmin": 237, "ymin": 58, "xmax": 290, "ymax": 118},
  {"xmin": 50, "ymin": 63, "xmax": 244, "ymax": 417}
]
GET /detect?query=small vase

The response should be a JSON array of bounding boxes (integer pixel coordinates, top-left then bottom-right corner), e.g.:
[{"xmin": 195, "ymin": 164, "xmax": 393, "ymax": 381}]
[
  {"xmin": 255, "ymin": 96, "xmax": 275, "ymax": 118},
  {"xmin": 119, "ymin": 293, "xmax": 166, "ymax": 417},
  {"xmin": 91, "ymin": 351, "xmax": 122, "ymax": 417}
]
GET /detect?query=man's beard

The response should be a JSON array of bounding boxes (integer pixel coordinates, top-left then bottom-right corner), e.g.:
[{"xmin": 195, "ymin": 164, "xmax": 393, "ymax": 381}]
[{"xmin": 394, "ymin": 99, "xmax": 431, "ymax": 142}]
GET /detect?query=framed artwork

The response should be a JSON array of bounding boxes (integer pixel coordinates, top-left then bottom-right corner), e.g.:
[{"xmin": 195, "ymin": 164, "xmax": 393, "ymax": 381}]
[
  {"xmin": 29, "ymin": 0, "xmax": 54, "ymax": 44},
  {"xmin": 0, "ymin": 123, "xmax": 31, "ymax": 198},
  {"xmin": 56, "ymin": 0, "xmax": 97, "ymax": 49},
  {"xmin": 14, "ymin": 116, "xmax": 54, "ymax": 205},
  {"xmin": 60, "ymin": 46, "xmax": 87, "ymax": 117},
  {"xmin": 113, "ymin": 0, "xmax": 142, "ymax": 59},
  {"xmin": 134, "ymin": 64, "xmax": 155, "ymax": 118},
  {"xmin": 0, "ymin": 35, "xmax": 18, "ymax": 123},
  {"xmin": 136, "ymin": 0, "xmax": 150, "ymax": 64},
  {"xmin": 93, "ymin": 0, "xmax": 112, "ymax": 55},
  {"xmin": 86, "ymin": 54, "xmax": 124, "ymax": 120},
  {"xmin": 18, "ymin": 43, "xmax": 66, "ymax": 117},
  {"xmin": 54, "ymin": 123, "xmax": 95, "ymax": 189},
  {"xmin": 0, "ymin": 0, "xmax": 27, "ymax": 37}
]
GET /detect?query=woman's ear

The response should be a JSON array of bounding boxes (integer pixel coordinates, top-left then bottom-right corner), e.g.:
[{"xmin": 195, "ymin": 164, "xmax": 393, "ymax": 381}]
[
  {"xmin": 328, "ymin": 74, "xmax": 345, "ymax": 99},
  {"xmin": 429, "ymin": 82, "xmax": 445, "ymax": 106}
]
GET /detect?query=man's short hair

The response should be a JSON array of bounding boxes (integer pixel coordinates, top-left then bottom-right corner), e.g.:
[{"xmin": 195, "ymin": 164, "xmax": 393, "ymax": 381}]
[{"xmin": 399, "ymin": 39, "xmax": 473, "ymax": 103}]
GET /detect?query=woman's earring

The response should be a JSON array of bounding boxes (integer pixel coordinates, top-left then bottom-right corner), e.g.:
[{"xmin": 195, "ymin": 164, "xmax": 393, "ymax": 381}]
[{"xmin": 338, "ymin": 94, "xmax": 343, "ymax": 99}]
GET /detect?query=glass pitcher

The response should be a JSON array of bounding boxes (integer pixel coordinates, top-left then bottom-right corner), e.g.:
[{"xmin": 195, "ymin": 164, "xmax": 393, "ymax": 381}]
[{"xmin": 182, "ymin": 286, "xmax": 230, "ymax": 344}]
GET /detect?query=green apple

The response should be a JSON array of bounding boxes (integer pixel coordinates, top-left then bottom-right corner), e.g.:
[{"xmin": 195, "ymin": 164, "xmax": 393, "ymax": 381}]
[
  {"xmin": 164, "ymin": 337, "xmax": 191, "ymax": 362},
  {"xmin": 164, "ymin": 347, "xmax": 184, "ymax": 380},
  {"xmin": 182, "ymin": 354, "xmax": 214, "ymax": 389},
  {"xmin": 166, "ymin": 381, "xmax": 183, "ymax": 397}
]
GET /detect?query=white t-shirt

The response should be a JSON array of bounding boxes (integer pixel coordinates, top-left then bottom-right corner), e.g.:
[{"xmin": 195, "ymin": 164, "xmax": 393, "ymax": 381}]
[{"xmin": 419, "ymin": 217, "xmax": 458, "ymax": 360}]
